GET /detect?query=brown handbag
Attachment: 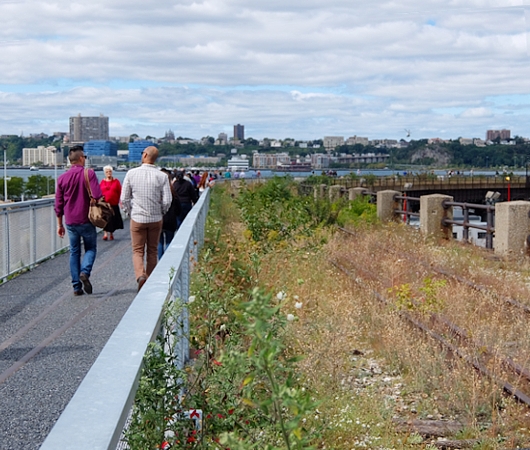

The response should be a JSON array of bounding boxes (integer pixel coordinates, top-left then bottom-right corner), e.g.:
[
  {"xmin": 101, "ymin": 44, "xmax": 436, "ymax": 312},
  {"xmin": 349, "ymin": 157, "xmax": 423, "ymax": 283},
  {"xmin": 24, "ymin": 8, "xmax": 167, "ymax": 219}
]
[{"xmin": 84, "ymin": 169, "xmax": 114, "ymax": 228}]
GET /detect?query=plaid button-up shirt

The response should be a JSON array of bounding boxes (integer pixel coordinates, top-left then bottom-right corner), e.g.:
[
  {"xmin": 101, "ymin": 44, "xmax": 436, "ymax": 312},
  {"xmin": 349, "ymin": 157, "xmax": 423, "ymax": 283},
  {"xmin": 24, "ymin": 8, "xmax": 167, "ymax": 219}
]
[{"xmin": 120, "ymin": 164, "xmax": 172, "ymax": 223}]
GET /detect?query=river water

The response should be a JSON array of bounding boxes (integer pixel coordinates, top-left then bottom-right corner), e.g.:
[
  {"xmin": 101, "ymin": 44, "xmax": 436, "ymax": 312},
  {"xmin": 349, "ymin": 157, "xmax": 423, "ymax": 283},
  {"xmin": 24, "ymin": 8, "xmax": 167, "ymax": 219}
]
[{"xmin": 3, "ymin": 167, "xmax": 515, "ymax": 183}]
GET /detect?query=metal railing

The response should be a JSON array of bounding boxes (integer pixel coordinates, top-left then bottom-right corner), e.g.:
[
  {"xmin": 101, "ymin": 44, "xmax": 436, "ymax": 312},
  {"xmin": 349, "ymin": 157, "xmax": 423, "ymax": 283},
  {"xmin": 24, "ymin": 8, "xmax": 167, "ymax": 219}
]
[
  {"xmin": 40, "ymin": 188, "xmax": 211, "ymax": 450},
  {"xmin": 442, "ymin": 200, "xmax": 495, "ymax": 249},
  {"xmin": 299, "ymin": 174, "xmax": 528, "ymax": 192},
  {"xmin": 0, "ymin": 199, "xmax": 69, "ymax": 282}
]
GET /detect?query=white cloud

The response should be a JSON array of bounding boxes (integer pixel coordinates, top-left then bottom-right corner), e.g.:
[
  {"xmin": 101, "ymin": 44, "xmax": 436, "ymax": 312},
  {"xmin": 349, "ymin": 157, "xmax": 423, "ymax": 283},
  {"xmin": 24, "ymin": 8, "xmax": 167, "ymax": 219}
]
[{"xmin": 0, "ymin": 0, "xmax": 529, "ymax": 139}]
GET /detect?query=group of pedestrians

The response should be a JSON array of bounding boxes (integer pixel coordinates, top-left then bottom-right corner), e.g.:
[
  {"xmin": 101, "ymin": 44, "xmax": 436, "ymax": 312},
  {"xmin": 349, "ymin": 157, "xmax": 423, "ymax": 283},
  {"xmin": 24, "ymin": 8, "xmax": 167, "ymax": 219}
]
[{"xmin": 54, "ymin": 145, "xmax": 205, "ymax": 296}]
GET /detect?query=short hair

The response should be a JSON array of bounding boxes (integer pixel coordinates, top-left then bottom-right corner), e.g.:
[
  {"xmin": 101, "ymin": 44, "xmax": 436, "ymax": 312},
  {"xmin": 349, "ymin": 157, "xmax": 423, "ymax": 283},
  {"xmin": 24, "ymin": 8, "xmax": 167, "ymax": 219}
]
[
  {"xmin": 68, "ymin": 145, "xmax": 84, "ymax": 163},
  {"xmin": 103, "ymin": 165, "xmax": 113, "ymax": 172}
]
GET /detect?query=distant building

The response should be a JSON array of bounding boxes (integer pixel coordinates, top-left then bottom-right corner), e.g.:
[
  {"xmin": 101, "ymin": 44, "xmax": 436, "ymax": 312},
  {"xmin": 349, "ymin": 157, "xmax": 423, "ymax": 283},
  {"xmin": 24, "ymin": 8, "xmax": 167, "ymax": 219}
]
[
  {"xmin": 84, "ymin": 140, "xmax": 118, "ymax": 157},
  {"xmin": 486, "ymin": 129, "xmax": 510, "ymax": 141},
  {"xmin": 128, "ymin": 140, "xmax": 152, "ymax": 162},
  {"xmin": 69, "ymin": 114, "xmax": 109, "ymax": 145},
  {"xmin": 164, "ymin": 129, "xmax": 175, "ymax": 142},
  {"xmin": 345, "ymin": 136, "xmax": 369, "ymax": 146},
  {"xmin": 215, "ymin": 132, "xmax": 228, "ymax": 146},
  {"xmin": 311, "ymin": 153, "xmax": 331, "ymax": 169},
  {"xmin": 233, "ymin": 124, "xmax": 244, "ymax": 141},
  {"xmin": 323, "ymin": 136, "xmax": 344, "ymax": 151},
  {"xmin": 22, "ymin": 146, "xmax": 63, "ymax": 167},
  {"xmin": 459, "ymin": 138, "xmax": 474, "ymax": 146},
  {"xmin": 253, "ymin": 152, "xmax": 291, "ymax": 169},
  {"xmin": 179, "ymin": 156, "xmax": 222, "ymax": 166},
  {"xmin": 371, "ymin": 139, "xmax": 399, "ymax": 148}
]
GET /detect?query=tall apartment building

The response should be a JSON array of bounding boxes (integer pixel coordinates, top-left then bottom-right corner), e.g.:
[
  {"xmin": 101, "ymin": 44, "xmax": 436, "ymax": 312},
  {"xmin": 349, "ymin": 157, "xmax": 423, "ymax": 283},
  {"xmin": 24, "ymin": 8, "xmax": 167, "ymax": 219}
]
[
  {"xmin": 69, "ymin": 114, "xmax": 109, "ymax": 145},
  {"xmin": 233, "ymin": 124, "xmax": 244, "ymax": 141},
  {"xmin": 22, "ymin": 146, "xmax": 63, "ymax": 167},
  {"xmin": 486, "ymin": 129, "xmax": 510, "ymax": 141}
]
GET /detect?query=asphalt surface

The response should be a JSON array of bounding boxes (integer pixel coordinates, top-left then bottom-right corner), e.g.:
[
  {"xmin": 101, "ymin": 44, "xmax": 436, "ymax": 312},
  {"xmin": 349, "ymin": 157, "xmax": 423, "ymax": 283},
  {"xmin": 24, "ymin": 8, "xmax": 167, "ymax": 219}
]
[{"xmin": 0, "ymin": 223, "xmax": 137, "ymax": 450}]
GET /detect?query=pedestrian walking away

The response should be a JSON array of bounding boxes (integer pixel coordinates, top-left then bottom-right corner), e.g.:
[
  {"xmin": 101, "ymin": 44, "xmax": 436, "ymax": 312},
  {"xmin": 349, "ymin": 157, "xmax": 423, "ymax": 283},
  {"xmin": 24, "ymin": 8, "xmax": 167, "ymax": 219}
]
[
  {"xmin": 120, "ymin": 146, "xmax": 172, "ymax": 292},
  {"xmin": 173, "ymin": 170, "xmax": 199, "ymax": 228},
  {"xmin": 158, "ymin": 169, "xmax": 181, "ymax": 259},
  {"xmin": 100, "ymin": 165, "xmax": 124, "ymax": 241},
  {"xmin": 55, "ymin": 145, "xmax": 102, "ymax": 296}
]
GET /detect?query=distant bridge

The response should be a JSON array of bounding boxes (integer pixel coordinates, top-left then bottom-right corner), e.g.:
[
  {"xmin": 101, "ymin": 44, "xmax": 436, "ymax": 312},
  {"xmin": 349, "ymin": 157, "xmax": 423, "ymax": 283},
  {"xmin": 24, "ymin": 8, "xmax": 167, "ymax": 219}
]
[{"xmin": 299, "ymin": 174, "xmax": 530, "ymax": 205}]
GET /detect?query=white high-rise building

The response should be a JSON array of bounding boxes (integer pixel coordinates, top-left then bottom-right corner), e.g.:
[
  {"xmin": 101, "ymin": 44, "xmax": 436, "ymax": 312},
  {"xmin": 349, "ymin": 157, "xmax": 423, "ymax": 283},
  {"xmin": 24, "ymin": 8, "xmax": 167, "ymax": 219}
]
[{"xmin": 23, "ymin": 146, "xmax": 63, "ymax": 167}]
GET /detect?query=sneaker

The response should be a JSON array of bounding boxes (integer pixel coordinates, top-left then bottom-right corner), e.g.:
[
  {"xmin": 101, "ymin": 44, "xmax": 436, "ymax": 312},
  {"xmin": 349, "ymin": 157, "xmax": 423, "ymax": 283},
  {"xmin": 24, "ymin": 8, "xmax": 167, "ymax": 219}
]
[
  {"xmin": 137, "ymin": 276, "xmax": 147, "ymax": 292},
  {"xmin": 80, "ymin": 273, "xmax": 93, "ymax": 294},
  {"xmin": 74, "ymin": 290, "xmax": 84, "ymax": 296}
]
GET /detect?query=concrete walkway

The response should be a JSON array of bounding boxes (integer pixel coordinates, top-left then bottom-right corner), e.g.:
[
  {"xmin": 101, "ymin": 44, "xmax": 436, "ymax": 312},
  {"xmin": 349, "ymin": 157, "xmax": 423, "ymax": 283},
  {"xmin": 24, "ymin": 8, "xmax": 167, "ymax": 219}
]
[{"xmin": 0, "ymin": 223, "xmax": 138, "ymax": 450}]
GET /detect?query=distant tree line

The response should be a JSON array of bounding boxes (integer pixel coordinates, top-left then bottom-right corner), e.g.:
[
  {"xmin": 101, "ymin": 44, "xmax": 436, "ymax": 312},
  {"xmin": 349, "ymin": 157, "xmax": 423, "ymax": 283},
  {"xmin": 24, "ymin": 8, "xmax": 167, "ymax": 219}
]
[
  {"xmin": 0, "ymin": 175, "xmax": 56, "ymax": 201},
  {"xmin": 3, "ymin": 135, "xmax": 530, "ymax": 169}
]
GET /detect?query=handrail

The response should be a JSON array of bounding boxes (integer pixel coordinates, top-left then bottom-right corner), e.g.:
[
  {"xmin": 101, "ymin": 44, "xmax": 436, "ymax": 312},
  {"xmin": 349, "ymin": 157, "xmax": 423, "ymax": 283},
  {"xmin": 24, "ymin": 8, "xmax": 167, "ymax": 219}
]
[
  {"xmin": 1, "ymin": 198, "xmax": 68, "ymax": 282},
  {"xmin": 442, "ymin": 200, "xmax": 495, "ymax": 249},
  {"xmin": 40, "ymin": 188, "xmax": 211, "ymax": 450}
]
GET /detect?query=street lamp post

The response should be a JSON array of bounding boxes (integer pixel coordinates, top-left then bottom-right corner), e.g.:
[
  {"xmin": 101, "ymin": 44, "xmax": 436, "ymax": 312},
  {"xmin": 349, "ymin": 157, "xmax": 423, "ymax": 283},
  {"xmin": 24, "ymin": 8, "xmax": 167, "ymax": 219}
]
[
  {"xmin": 53, "ymin": 147, "xmax": 58, "ymax": 192},
  {"xmin": 2, "ymin": 145, "xmax": 7, "ymax": 202}
]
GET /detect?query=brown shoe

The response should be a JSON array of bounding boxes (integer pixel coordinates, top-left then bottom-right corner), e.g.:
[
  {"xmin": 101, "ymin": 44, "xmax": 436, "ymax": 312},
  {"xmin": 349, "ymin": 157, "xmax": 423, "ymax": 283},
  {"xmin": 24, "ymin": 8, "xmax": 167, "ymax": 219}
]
[
  {"xmin": 137, "ymin": 276, "xmax": 147, "ymax": 292},
  {"xmin": 74, "ymin": 290, "xmax": 84, "ymax": 296},
  {"xmin": 80, "ymin": 273, "xmax": 93, "ymax": 294}
]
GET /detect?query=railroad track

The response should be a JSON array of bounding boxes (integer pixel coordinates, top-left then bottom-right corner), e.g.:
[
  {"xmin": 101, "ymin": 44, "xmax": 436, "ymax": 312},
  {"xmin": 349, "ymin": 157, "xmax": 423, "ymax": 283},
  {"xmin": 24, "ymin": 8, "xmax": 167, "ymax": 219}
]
[{"xmin": 334, "ymin": 226, "xmax": 530, "ymax": 408}]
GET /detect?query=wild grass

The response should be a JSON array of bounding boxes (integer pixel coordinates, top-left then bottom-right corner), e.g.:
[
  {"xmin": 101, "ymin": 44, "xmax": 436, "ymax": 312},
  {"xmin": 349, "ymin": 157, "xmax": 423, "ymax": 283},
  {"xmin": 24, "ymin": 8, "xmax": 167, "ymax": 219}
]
[{"xmin": 129, "ymin": 179, "xmax": 530, "ymax": 449}]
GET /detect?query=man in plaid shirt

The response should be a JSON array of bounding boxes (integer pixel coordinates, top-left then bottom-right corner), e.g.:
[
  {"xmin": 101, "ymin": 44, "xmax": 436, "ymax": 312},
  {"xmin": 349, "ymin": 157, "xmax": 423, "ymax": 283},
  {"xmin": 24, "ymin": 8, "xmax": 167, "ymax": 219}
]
[{"xmin": 120, "ymin": 146, "xmax": 172, "ymax": 291}]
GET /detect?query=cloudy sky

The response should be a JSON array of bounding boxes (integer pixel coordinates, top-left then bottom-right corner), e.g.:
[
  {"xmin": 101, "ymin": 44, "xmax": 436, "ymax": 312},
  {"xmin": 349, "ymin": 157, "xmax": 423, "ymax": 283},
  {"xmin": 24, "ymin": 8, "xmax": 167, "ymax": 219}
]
[{"xmin": 0, "ymin": 0, "xmax": 528, "ymax": 141}]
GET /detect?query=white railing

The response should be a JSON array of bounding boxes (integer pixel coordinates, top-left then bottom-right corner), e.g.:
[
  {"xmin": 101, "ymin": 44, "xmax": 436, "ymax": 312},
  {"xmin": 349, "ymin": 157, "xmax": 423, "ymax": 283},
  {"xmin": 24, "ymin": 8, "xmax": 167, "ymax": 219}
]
[
  {"xmin": 0, "ymin": 199, "xmax": 69, "ymax": 282},
  {"xmin": 40, "ymin": 188, "xmax": 211, "ymax": 450}
]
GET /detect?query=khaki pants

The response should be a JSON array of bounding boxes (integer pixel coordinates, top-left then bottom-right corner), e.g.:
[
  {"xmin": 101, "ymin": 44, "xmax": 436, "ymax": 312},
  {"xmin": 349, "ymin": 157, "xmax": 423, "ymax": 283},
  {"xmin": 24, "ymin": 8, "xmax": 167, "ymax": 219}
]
[{"xmin": 130, "ymin": 219, "xmax": 163, "ymax": 281}]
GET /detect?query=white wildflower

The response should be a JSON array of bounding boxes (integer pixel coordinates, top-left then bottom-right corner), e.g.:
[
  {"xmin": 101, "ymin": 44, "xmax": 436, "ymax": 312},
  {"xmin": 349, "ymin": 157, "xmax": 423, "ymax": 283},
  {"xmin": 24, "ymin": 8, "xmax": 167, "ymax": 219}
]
[
  {"xmin": 295, "ymin": 302, "xmax": 303, "ymax": 309},
  {"xmin": 287, "ymin": 313, "xmax": 295, "ymax": 322},
  {"xmin": 220, "ymin": 324, "xmax": 226, "ymax": 331},
  {"xmin": 188, "ymin": 295, "xmax": 196, "ymax": 303},
  {"xmin": 277, "ymin": 291, "xmax": 286, "ymax": 301}
]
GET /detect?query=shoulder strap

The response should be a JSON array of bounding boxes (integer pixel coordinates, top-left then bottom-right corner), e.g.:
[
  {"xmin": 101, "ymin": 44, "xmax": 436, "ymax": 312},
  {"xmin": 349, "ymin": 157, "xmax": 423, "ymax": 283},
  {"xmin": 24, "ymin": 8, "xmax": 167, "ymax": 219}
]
[{"xmin": 84, "ymin": 169, "xmax": 94, "ymax": 200}]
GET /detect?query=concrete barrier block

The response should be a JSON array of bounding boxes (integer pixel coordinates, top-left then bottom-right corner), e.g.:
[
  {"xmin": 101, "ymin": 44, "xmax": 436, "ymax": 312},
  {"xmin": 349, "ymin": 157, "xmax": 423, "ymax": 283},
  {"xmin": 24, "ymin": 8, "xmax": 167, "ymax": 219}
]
[
  {"xmin": 377, "ymin": 190, "xmax": 401, "ymax": 222},
  {"xmin": 329, "ymin": 185, "xmax": 343, "ymax": 202},
  {"xmin": 349, "ymin": 187, "xmax": 366, "ymax": 201},
  {"xmin": 494, "ymin": 200, "xmax": 530, "ymax": 256},
  {"xmin": 419, "ymin": 194, "xmax": 453, "ymax": 239}
]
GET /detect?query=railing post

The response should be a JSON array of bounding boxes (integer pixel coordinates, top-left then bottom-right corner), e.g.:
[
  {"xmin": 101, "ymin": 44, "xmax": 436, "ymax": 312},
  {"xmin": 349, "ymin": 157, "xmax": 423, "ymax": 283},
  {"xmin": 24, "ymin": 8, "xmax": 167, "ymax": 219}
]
[
  {"xmin": 348, "ymin": 187, "xmax": 366, "ymax": 201},
  {"xmin": 419, "ymin": 194, "xmax": 453, "ymax": 240},
  {"xmin": 376, "ymin": 190, "xmax": 401, "ymax": 222},
  {"xmin": 494, "ymin": 200, "xmax": 530, "ymax": 256}
]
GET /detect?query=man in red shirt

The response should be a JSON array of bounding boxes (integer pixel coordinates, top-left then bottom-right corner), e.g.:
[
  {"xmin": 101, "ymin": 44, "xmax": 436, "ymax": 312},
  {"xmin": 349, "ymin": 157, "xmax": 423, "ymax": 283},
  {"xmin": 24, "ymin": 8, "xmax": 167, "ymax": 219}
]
[{"xmin": 55, "ymin": 146, "xmax": 103, "ymax": 296}]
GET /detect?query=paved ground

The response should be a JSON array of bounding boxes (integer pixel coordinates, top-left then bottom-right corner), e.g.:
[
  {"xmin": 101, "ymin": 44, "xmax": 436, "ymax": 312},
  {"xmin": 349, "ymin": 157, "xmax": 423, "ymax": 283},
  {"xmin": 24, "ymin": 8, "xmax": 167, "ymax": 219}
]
[{"xmin": 0, "ymin": 223, "xmax": 137, "ymax": 450}]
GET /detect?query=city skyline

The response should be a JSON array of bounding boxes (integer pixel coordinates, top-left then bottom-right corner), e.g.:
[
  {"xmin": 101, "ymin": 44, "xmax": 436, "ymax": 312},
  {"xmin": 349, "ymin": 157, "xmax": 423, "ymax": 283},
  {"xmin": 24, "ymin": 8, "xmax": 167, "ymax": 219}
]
[{"xmin": 0, "ymin": 2, "xmax": 529, "ymax": 141}]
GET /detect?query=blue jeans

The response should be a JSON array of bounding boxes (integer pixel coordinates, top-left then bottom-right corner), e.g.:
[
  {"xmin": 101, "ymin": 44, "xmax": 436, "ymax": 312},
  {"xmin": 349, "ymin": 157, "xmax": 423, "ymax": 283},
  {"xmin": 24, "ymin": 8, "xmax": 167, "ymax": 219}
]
[
  {"xmin": 66, "ymin": 223, "xmax": 97, "ymax": 291},
  {"xmin": 158, "ymin": 229, "xmax": 175, "ymax": 259},
  {"xmin": 177, "ymin": 202, "xmax": 192, "ymax": 228}
]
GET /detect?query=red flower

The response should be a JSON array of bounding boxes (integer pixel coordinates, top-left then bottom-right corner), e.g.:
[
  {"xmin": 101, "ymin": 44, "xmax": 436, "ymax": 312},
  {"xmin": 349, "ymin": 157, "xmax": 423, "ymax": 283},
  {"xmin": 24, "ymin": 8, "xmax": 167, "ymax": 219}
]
[
  {"xmin": 228, "ymin": 409, "xmax": 234, "ymax": 415},
  {"xmin": 212, "ymin": 359, "xmax": 222, "ymax": 366}
]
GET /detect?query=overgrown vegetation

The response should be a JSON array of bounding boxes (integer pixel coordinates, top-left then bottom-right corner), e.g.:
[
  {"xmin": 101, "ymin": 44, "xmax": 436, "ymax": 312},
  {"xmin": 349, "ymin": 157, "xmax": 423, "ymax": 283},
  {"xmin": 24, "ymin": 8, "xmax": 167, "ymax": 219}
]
[{"xmin": 126, "ymin": 178, "xmax": 530, "ymax": 449}]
